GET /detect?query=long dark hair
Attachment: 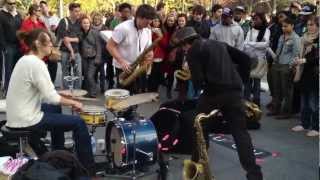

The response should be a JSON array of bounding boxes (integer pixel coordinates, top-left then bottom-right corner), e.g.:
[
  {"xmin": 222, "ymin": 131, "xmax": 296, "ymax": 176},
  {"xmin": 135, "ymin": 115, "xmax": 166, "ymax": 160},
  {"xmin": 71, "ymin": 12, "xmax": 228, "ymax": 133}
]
[
  {"xmin": 253, "ymin": 12, "xmax": 268, "ymax": 42},
  {"xmin": 163, "ymin": 14, "xmax": 177, "ymax": 33}
]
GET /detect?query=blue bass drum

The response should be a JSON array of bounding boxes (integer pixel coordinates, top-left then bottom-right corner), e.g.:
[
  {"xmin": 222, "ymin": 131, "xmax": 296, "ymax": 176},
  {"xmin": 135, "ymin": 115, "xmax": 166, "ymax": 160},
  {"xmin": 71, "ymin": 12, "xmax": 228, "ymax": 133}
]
[{"xmin": 106, "ymin": 118, "xmax": 158, "ymax": 168}]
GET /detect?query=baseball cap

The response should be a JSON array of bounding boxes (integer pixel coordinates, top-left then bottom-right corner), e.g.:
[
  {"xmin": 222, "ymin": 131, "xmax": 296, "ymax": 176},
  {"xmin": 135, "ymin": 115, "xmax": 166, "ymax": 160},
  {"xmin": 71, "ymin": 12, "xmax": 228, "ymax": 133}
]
[
  {"xmin": 299, "ymin": 5, "xmax": 315, "ymax": 15},
  {"xmin": 222, "ymin": 7, "xmax": 233, "ymax": 17},
  {"xmin": 235, "ymin": 6, "xmax": 246, "ymax": 13}
]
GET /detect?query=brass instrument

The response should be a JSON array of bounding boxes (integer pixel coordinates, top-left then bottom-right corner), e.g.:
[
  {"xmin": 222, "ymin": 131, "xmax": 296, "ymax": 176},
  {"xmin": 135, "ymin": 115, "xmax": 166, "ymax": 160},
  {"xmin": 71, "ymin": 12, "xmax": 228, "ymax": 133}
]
[
  {"xmin": 244, "ymin": 101, "xmax": 262, "ymax": 122},
  {"xmin": 175, "ymin": 69, "xmax": 191, "ymax": 81},
  {"xmin": 183, "ymin": 110, "xmax": 219, "ymax": 180},
  {"xmin": 119, "ymin": 36, "xmax": 162, "ymax": 87}
]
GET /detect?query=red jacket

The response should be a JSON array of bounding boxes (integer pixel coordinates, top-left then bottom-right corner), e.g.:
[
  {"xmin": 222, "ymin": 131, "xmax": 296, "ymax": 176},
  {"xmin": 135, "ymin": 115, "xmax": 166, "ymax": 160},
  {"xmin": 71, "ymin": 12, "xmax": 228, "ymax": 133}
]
[
  {"xmin": 153, "ymin": 32, "xmax": 170, "ymax": 60},
  {"xmin": 19, "ymin": 17, "xmax": 47, "ymax": 54}
]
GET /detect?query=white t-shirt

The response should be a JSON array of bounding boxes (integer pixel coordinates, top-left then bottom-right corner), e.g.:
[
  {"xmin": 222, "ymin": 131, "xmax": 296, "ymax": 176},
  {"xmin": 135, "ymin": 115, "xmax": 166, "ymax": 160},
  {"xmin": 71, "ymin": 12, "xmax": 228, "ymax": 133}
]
[
  {"xmin": 111, "ymin": 19, "xmax": 152, "ymax": 68},
  {"xmin": 6, "ymin": 55, "xmax": 61, "ymax": 128}
]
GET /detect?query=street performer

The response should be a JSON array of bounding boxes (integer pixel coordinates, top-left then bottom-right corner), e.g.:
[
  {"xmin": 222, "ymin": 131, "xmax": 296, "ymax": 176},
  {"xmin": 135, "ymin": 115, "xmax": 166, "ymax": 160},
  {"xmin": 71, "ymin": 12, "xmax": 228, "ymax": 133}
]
[
  {"xmin": 5, "ymin": 29, "xmax": 95, "ymax": 176},
  {"xmin": 107, "ymin": 4, "xmax": 157, "ymax": 93},
  {"xmin": 171, "ymin": 27, "xmax": 263, "ymax": 180}
]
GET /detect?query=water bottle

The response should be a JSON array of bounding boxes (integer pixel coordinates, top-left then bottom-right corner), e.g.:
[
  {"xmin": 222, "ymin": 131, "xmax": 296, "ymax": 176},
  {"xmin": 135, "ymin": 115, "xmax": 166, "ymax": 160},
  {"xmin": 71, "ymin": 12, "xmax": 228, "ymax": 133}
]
[{"xmin": 91, "ymin": 136, "xmax": 96, "ymax": 154}]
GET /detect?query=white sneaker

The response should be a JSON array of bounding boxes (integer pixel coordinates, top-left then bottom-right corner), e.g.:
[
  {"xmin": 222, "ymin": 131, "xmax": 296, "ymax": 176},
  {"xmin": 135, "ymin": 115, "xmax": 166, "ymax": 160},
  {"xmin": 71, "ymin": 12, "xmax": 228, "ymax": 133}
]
[
  {"xmin": 291, "ymin": 125, "xmax": 305, "ymax": 132},
  {"xmin": 306, "ymin": 130, "xmax": 319, "ymax": 137}
]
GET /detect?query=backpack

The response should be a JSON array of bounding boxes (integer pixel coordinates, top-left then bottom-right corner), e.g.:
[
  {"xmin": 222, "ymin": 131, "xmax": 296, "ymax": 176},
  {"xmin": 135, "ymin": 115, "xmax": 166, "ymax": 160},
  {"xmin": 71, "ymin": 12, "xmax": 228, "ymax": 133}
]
[{"xmin": 11, "ymin": 160, "xmax": 70, "ymax": 180}]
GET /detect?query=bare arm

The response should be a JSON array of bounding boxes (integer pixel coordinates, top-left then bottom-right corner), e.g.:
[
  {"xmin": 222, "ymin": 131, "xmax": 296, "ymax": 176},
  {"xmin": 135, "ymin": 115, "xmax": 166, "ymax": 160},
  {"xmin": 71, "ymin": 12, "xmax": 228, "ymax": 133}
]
[{"xmin": 106, "ymin": 38, "xmax": 131, "ymax": 72}]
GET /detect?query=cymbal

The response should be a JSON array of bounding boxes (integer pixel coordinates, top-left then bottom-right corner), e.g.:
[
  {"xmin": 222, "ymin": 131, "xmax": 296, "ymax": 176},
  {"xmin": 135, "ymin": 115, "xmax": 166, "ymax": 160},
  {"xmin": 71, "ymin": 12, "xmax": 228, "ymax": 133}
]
[{"xmin": 111, "ymin": 92, "xmax": 159, "ymax": 111}]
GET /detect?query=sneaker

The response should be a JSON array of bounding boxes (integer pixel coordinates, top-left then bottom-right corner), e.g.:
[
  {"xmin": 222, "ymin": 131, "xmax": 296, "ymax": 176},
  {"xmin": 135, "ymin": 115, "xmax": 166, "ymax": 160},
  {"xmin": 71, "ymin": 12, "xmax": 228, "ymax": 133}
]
[
  {"xmin": 306, "ymin": 130, "xmax": 319, "ymax": 137},
  {"xmin": 291, "ymin": 125, "xmax": 305, "ymax": 132}
]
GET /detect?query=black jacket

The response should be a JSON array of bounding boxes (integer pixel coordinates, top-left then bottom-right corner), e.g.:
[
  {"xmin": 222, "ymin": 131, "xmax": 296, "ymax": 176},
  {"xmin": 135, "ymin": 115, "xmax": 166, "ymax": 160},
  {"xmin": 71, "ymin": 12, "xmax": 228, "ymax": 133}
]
[
  {"xmin": 187, "ymin": 19, "xmax": 210, "ymax": 39},
  {"xmin": 0, "ymin": 10, "xmax": 22, "ymax": 50},
  {"xmin": 186, "ymin": 39, "xmax": 254, "ymax": 96},
  {"xmin": 299, "ymin": 38, "xmax": 319, "ymax": 92}
]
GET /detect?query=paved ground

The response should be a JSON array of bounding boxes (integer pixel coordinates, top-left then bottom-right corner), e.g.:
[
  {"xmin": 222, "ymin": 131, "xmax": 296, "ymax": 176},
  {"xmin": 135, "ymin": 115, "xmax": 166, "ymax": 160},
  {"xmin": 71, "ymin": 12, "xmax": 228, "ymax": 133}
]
[
  {"xmin": 1, "ymin": 65, "xmax": 318, "ymax": 180},
  {"xmin": 78, "ymin": 84, "xmax": 318, "ymax": 180}
]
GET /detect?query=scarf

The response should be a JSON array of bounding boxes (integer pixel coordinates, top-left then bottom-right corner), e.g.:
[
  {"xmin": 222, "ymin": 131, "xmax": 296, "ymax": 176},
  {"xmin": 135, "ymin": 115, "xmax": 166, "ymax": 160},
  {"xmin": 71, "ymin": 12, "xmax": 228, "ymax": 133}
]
[{"xmin": 300, "ymin": 31, "xmax": 319, "ymax": 57}]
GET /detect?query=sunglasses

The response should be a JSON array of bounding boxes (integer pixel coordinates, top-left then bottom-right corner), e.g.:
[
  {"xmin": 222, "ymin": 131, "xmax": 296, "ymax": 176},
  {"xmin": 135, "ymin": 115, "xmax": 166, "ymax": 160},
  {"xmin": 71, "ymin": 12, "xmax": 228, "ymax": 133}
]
[{"xmin": 7, "ymin": 2, "xmax": 16, "ymax": 5}]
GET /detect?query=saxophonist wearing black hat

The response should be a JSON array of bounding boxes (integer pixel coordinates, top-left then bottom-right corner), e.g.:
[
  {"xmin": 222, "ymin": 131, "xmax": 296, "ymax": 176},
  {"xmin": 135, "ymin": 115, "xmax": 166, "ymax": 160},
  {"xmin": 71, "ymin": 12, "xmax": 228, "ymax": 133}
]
[{"xmin": 171, "ymin": 27, "xmax": 263, "ymax": 180}]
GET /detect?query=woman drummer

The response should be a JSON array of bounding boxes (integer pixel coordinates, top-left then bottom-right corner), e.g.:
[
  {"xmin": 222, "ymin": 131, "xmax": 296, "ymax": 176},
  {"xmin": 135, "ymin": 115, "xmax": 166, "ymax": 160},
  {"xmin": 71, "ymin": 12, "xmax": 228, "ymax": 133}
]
[{"xmin": 5, "ymin": 28, "xmax": 95, "ymax": 176}]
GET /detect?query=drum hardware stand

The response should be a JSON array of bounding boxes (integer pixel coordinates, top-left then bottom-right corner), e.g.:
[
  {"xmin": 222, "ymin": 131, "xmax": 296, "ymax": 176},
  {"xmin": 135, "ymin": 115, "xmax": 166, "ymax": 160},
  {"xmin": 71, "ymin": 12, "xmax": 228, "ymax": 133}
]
[
  {"xmin": 63, "ymin": 62, "xmax": 79, "ymax": 115},
  {"xmin": 0, "ymin": 51, "xmax": 6, "ymax": 98}
]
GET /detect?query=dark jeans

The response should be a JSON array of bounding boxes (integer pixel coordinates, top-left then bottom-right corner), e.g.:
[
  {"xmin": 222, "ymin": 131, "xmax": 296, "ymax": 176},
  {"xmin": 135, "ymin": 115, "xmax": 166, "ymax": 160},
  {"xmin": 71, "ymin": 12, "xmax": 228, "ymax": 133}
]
[
  {"xmin": 148, "ymin": 62, "xmax": 163, "ymax": 92},
  {"xmin": 300, "ymin": 91, "xmax": 319, "ymax": 131},
  {"xmin": 4, "ymin": 45, "xmax": 21, "ymax": 92},
  {"xmin": 106, "ymin": 58, "xmax": 114, "ymax": 88},
  {"xmin": 26, "ymin": 104, "xmax": 95, "ymax": 171},
  {"xmin": 244, "ymin": 78, "xmax": 261, "ymax": 106},
  {"xmin": 95, "ymin": 62, "xmax": 106, "ymax": 92},
  {"xmin": 82, "ymin": 58, "xmax": 97, "ymax": 96},
  {"xmin": 193, "ymin": 92, "xmax": 263, "ymax": 180},
  {"xmin": 270, "ymin": 64, "xmax": 293, "ymax": 114},
  {"xmin": 47, "ymin": 61, "xmax": 58, "ymax": 83}
]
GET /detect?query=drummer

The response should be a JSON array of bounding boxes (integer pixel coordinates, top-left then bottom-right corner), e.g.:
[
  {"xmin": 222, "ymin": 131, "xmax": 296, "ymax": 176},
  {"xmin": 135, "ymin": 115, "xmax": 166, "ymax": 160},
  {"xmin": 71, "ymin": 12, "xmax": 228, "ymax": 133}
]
[{"xmin": 5, "ymin": 29, "xmax": 95, "ymax": 176}]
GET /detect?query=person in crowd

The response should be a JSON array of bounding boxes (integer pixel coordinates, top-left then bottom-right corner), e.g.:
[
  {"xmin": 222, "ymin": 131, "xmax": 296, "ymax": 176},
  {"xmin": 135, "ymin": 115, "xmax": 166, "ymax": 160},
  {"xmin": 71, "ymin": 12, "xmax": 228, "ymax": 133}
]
[
  {"xmin": 186, "ymin": 5, "xmax": 210, "ymax": 39},
  {"xmin": 107, "ymin": 4, "xmax": 156, "ymax": 93},
  {"xmin": 109, "ymin": 3, "xmax": 132, "ymax": 30},
  {"xmin": 289, "ymin": 1, "xmax": 302, "ymax": 20},
  {"xmin": 291, "ymin": 16, "xmax": 319, "ymax": 137},
  {"xmin": 210, "ymin": 7, "xmax": 244, "ymax": 50},
  {"xmin": 5, "ymin": 28, "xmax": 95, "ymax": 175},
  {"xmin": 243, "ymin": 12, "xmax": 270, "ymax": 107},
  {"xmin": 91, "ymin": 12, "xmax": 110, "ymax": 92},
  {"xmin": 39, "ymin": 1, "xmax": 60, "ymax": 33},
  {"xmin": 233, "ymin": 6, "xmax": 251, "ymax": 37},
  {"xmin": 266, "ymin": 11, "xmax": 290, "ymax": 111},
  {"xmin": 56, "ymin": 3, "xmax": 82, "ymax": 89},
  {"xmin": 162, "ymin": 14, "xmax": 177, "ymax": 98},
  {"xmin": 172, "ymin": 26, "xmax": 263, "ymax": 180},
  {"xmin": 80, "ymin": 16, "xmax": 102, "ymax": 98},
  {"xmin": 173, "ymin": 13, "xmax": 191, "ymax": 100},
  {"xmin": 268, "ymin": 17, "xmax": 300, "ymax": 119},
  {"xmin": 294, "ymin": 4, "xmax": 317, "ymax": 36},
  {"xmin": 0, "ymin": 0, "xmax": 22, "ymax": 93},
  {"xmin": 19, "ymin": 4, "xmax": 47, "ymax": 54},
  {"xmin": 39, "ymin": 1, "xmax": 60, "ymax": 83},
  {"xmin": 148, "ymin": 15, "xmax": 164, "ymax": 92},
  {"xmin": 208, "ymin": 4, "xmax": 223, "ymax": 28},
  {"xmin": 156, "ymin": 2, "xmax": 166, "ymax": 23}
]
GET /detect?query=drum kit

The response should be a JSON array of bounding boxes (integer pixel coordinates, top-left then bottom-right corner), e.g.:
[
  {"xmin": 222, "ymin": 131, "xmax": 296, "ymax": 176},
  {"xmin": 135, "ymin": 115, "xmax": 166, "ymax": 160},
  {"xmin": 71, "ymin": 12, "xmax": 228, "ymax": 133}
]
[{"xmin": 75, "ymin": 88, "xmax": 160, "ymax": 179}]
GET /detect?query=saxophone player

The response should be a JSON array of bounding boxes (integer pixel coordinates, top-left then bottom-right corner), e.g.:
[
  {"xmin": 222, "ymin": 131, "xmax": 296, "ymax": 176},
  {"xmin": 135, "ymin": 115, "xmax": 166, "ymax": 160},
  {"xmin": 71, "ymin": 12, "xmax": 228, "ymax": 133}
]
[
  {"xmin": 172, "ymin": 27, "xmax": 263, "ymax": 180},
  {"xmin": 107, "ymin": 4, "xmax": 156, "ymax": 93}
]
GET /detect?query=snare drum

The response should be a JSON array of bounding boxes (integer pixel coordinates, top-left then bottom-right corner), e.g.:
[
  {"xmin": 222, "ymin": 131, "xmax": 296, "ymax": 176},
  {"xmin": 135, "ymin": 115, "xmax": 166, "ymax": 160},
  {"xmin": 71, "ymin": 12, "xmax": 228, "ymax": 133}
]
[
  {"xmin": 105, "ymin": 118, "xmax": 158, "ymax": 168},
  {"xmin": 80, "ymin": 105, "xmax": 106, "ymax": 125},
  {"xmin": 104, "ymin": 89, "xmax": 130, "ymax": 109}
]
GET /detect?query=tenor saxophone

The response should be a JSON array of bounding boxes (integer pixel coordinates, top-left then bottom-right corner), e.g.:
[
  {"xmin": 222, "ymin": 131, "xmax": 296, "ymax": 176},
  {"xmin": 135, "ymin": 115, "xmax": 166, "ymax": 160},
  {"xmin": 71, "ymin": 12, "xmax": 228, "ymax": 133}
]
[
  {"xmin": 183, "ymin": 110, "xmax": 219, "ymax": 180},
  {"xmin": 119, "ymin": 36, "xmax": 162, "ymax": 87}
]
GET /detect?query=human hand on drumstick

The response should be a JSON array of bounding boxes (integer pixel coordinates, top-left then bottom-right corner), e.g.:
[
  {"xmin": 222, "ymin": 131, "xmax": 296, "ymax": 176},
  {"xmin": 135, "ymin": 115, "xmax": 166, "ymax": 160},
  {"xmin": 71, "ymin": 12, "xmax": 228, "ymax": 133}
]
[{"xmin": 71, "ymin": 101, "xmax": 83, "ymax": 112}]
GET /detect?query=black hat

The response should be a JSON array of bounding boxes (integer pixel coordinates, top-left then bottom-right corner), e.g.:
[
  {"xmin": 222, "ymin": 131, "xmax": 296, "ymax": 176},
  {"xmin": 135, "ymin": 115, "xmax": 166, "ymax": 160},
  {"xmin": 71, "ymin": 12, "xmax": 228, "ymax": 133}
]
[{"xmin": 170, "ymin": 27, "xmax": 199, "ymax": 47}]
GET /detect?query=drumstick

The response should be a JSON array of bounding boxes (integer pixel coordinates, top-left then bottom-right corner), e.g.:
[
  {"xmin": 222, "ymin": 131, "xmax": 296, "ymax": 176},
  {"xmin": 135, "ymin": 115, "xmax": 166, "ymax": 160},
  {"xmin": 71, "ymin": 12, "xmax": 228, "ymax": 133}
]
[{"xmin": 72, "ymin": 96, "xmax": 99, "ymax": 101}]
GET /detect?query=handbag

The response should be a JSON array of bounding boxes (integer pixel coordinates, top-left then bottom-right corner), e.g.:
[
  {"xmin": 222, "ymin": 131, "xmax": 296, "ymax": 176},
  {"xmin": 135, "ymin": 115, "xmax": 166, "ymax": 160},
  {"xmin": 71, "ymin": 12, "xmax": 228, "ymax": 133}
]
[{"xmin": 250, "ymin": 59, "xmax": 268, "ymax": 78}]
